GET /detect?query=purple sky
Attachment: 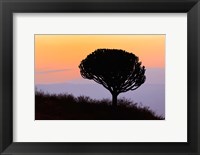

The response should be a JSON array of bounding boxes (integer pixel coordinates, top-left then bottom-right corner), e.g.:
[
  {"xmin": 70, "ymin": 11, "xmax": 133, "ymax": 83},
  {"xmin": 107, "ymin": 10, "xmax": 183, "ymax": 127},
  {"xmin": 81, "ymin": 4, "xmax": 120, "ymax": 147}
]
[{"xmin": 36, "ymin": 68, "xmax": 165, "ymax": 116}]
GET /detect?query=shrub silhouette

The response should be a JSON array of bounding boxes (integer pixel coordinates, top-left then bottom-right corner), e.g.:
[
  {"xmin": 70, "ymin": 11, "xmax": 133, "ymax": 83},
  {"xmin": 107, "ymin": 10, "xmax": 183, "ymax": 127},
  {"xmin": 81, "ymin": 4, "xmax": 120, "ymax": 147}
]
[{"xmin": 79, "ymin": 49, "xmax": 146, "ymax": 107}]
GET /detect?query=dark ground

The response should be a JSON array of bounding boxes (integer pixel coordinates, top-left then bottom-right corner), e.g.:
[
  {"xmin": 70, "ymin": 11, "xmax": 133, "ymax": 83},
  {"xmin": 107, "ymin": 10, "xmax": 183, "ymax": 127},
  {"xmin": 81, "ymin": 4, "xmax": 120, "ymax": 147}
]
[{"xmin": 35, "ymin": 91, "xmax": 164, "ymax": 120}]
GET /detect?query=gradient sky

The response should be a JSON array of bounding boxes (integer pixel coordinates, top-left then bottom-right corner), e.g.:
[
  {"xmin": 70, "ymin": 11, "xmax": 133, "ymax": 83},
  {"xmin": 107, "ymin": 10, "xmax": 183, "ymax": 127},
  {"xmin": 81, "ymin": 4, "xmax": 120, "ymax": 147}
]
[{"xmin": 35, "ymin": 35, "xmax": 165, "ymax": 84}]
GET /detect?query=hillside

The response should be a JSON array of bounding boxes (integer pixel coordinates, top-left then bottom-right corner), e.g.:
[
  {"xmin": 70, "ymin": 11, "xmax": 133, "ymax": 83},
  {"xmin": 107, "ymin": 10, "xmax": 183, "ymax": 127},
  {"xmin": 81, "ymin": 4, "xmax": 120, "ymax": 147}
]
[
  {"xmin": 35, "ymin": 91, "xmax": 164, "ymax": 120},
  {"xmin": 36, "ymin": 82, "xmax": 165, "ymax": 116}
]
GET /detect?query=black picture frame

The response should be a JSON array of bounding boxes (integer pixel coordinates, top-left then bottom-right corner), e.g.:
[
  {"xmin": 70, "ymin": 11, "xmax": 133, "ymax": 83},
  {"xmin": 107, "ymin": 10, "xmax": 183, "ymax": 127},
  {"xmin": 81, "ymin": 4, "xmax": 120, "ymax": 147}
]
[{"xmin": 0, "ymin": 0, "xmax": 200, "ymax": 154}]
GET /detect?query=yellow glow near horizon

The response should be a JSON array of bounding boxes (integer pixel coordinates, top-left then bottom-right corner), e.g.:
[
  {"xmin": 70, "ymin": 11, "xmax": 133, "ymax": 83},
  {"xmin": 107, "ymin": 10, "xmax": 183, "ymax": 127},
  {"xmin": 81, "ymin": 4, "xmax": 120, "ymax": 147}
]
[{"xmin": 35, "ymin": 34, "xmax": 165, "ymax": 84}]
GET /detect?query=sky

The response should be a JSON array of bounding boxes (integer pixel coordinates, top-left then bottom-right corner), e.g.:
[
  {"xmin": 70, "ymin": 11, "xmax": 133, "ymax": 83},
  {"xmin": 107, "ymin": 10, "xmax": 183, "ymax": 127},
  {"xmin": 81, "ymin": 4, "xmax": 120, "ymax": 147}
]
[
  {"xmin": 35, "ymin": 35, "xmax": 165, "ymax": 84},
  {"xmin": 35, "ymin": 35, "xmax": 165, "ymax": 115}
]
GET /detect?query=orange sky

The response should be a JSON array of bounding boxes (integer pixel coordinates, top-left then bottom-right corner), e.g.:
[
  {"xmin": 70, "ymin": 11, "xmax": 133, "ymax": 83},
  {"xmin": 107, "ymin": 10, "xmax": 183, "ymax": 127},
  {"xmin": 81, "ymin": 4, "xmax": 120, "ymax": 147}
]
[{"xmin": 35, "ymin": 35, "xmax": 165, "ymax": 84}]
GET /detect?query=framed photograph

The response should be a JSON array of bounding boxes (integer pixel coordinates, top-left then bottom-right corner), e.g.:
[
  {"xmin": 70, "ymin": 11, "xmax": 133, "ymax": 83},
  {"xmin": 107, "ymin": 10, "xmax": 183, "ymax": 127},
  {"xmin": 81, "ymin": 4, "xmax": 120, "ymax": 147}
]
[
  {"xmin": 0, "ymin": 0, "xmax": 200, "ymax": 154},
  {"xmin": 35, "ymin": 34, "xmax": 165, "ymax": 120}
]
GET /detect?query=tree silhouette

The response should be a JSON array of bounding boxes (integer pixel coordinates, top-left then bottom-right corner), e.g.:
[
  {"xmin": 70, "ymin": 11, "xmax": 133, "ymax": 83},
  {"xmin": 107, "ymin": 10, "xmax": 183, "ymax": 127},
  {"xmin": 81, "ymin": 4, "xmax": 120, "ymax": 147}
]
[{"xmin": 79, "ymin": 49, "xmax": 146, "ymax": 107}]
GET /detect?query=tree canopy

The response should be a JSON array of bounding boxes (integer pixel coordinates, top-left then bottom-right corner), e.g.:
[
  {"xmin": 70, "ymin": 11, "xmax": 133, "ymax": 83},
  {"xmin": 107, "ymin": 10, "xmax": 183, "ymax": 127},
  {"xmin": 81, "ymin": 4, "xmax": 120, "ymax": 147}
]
[{"xmin": 79, "ymin": 48, "xmax": 146, "ymax": 106}]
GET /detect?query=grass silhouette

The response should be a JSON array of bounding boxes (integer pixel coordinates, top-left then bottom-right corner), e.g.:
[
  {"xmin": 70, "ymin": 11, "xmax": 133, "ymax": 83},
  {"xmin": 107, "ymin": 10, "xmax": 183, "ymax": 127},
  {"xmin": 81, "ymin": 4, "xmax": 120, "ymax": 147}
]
[{"xmin": 35, "ymin": 90, "xmax": 164, "ymax": 120}]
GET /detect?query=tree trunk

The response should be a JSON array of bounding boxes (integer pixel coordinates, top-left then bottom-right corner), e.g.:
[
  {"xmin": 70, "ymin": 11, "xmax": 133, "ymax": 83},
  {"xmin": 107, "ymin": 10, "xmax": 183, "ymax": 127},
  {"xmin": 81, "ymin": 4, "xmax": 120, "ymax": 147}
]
[{"xmin": 112, "ymin": 93, "xmax": 118, "ymax": 107}]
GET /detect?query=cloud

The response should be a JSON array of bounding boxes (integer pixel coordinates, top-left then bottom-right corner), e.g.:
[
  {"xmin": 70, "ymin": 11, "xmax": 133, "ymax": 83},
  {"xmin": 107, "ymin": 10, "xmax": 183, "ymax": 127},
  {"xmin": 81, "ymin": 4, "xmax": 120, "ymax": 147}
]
[{"xmin": 36, "ymin": 68, "xmax": 70, "ymax": 74}]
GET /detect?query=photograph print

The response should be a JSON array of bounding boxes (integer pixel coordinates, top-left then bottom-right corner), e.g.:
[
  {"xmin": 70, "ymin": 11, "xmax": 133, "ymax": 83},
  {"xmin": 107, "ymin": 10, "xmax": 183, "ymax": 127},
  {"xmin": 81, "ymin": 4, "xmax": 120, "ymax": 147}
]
[{"xmin": 35, "ymin": 34, "xmax": 165, "ymax": 120}]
